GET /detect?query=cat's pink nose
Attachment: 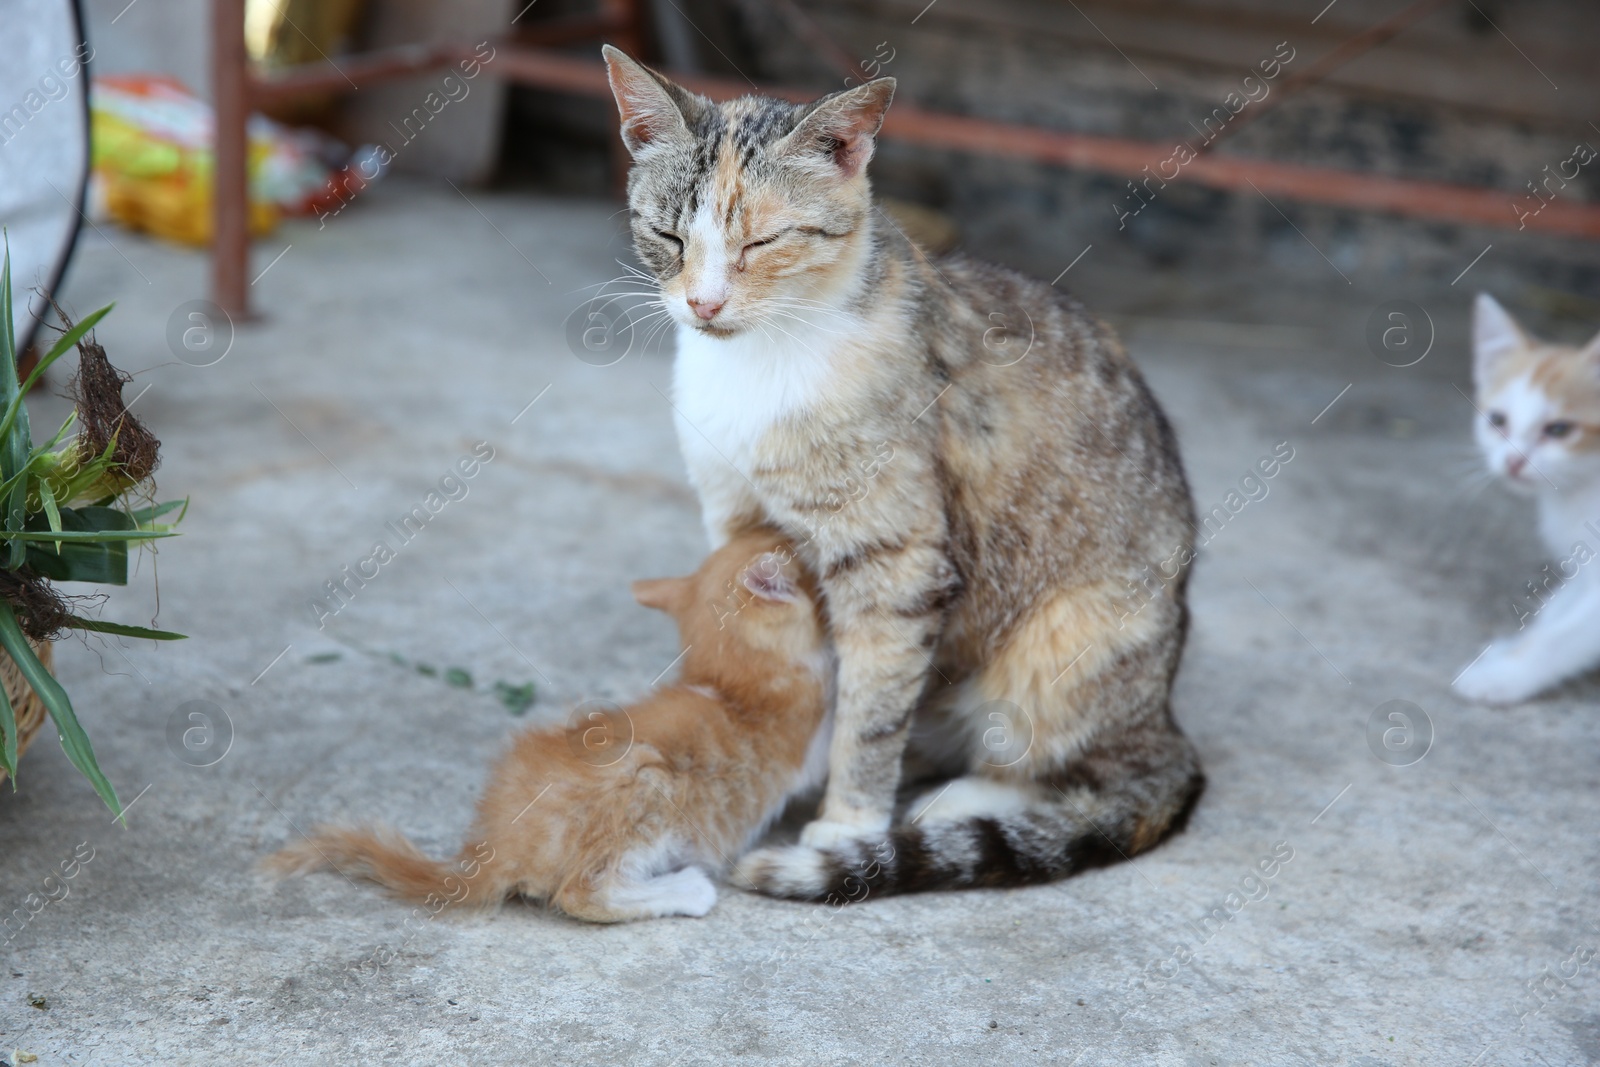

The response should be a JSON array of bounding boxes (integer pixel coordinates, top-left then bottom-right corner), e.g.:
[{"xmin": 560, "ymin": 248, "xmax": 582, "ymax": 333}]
[
  {"xmin": 689, "ymin": 297, "xmax": 724, "ymax": 321},
  {"xmin": 1506, "ymin": 455, "xmax": 1527, "ymax": 477}
]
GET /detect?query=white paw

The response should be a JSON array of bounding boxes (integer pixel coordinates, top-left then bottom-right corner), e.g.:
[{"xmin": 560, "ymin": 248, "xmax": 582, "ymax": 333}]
[
  {"xmin": 674, "ymin": 868, "xmax": 718, "ymax": 917},
  {"xmin": 799, "ymin": 817, "xmax": 887, "ymax": 850},
  {"xmin": 1453, "ymin": 643, "xmax": 1547, "ymax": 705},
  {"xmin": 607, "ymin": 866, "xmax": 718, "ymax": 918}
]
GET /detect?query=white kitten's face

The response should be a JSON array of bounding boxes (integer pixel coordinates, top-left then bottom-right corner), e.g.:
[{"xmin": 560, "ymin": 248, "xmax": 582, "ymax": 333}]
[
  {"xmin": 1475, "ymin": 374, "xmax": 1589, "ymax": 495},
  {"xmin": 1471, "ymin": 293, "xmax": 1600, "ymax": 496}
]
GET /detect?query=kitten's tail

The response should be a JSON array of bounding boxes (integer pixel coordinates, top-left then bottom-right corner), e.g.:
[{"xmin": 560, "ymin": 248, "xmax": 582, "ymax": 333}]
[
  {"xmin": 265, "ymin": 825, "xmax": 507, "ymax": 908},
  {"xmin": 734, "ymin": 725, "xmax": 1203, "ymax": 901}
]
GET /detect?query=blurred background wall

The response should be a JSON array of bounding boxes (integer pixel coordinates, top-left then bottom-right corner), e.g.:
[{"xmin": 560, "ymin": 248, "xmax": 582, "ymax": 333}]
[
  {"xmin": 737, "ymin": 0, "xmax": 1597, "ymax": 301},
  {"xmin": 82, "ymin": 0, "xmax": 1599, "ymax": 325},
  {"xmin": 503, "ymin": 0, "xmax": 1599, "ymax": 313}
]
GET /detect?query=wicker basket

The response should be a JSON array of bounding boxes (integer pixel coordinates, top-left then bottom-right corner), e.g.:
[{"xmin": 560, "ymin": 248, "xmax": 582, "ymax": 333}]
[{"xmin": 0, "ymin": 638, "xmax": 52, "ymax": 789}]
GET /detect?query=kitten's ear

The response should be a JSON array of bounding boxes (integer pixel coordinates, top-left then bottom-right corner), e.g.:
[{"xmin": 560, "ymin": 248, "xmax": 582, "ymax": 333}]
[
  {"xmin": 776, "ymin": 78, "xmax": 896, "ymax": 179},
  {"xmin": 740, "ymin": 554, "xmax": 799, "ymax": 603},
  {"xmin": 632, "ymin": 576, "xmax": 689, "ymax": 614},
  {"xmin": 1473, "ymin": 293, "xmax": 1527, "ymax": 382},
  {"xmin": 1580, "ymin": 323, "xmax": 1600, "ymax": 365},
  {"xmin": 602, "ymin": 45, "xmax": 700, "ymax": 158}
]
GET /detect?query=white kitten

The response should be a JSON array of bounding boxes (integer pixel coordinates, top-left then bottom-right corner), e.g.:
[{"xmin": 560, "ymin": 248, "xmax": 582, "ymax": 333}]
[{"xmin": 1454, "ymin": 293, "xmax": 1600, "ymax": 704}]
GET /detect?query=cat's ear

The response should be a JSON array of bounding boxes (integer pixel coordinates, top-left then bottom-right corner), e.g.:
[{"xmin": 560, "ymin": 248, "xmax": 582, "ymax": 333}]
[
  {"xmin": 776, "ymin": 78, "xmax": 896, "ymax": 179},
  {"xmin": 740, "ymin": 554, "xmax": 799, "ymax": 603},
  {"xmin": 632, "ymin": 576, "xmax": 690, "ymax": 614},
  {"xmin": 1473, "ymin": 293, "xmax": 1528, "ymax": 383},
  {"xmin": 602, "ymin": 45, "xmax": 700, "ymax": 158}
]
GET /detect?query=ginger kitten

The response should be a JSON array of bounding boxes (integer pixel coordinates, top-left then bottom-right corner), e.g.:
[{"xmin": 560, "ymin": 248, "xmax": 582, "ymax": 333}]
[
  {"xmin": 1453, "ymin": 293, "xmax": 1600, "ymax": 704},
  {"xmin": 268, "ymin": 529, "xmax": 832, "ymax": 922},
  {"xmin": 604, "ymin": 47, "xmax": 1202, "ymax": 900}
]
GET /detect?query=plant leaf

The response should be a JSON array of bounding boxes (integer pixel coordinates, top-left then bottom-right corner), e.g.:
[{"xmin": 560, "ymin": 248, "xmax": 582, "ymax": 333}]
[
  {"xmin": 26, "ymin": 304, "xmax": 111, "ymax": 389},
  {"xmin": 30, "ymin": 505, "xmax": 136, "ymax": 533},
  {"xmin": 62, "ymin": 616, "xmax": 186, "ymax": 641},
  {"xmin": 0, "ymin": 305, "xmax": 113, "ymax": 457},
  {"xmin": 494, "ymin": 680, "xmax": 536, "ymax": 716},
  {"xmin": 23, "ymin": 504, "xmax": 134, "ymax": 584},
  {"xmin": 0, "ymin": 602, "xmax": 121, "ymax": 820},
  {"xmin": 25, "ymin": 540, "xmax": 128, "ymax": 585},
  {"xmin": 0, "ymin": 241, "xmax": 27, "ymax": 569},
  {"xmin": 0, "ymin": 528, "xmax": 175, "ymax": 543},
  {"xmin": 129, "ymin": 499, "xmax": 187, "ymax": 525},
  {"xmin": 1, "ymin": 240, "xmax": 13, "ymax": 368},
  {"xmin": 0, "ymin": 668, "xmax": 15, "ymax": 783},
  {"xmin": 38, "ymin": 478, "xmax": 60, "ymax": 550}
]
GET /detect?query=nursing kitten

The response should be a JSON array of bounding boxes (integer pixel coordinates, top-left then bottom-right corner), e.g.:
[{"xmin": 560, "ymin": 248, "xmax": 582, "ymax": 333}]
[
  {"xmin": 604, "ymin": 47, "xmax": 1202, "ymax": 899},
  {"xmin": 1453, "ymin": 293, "xmax": 1600, "ymax": 704},
  {"xmin": 268, "ymin": 529, "xmax": 832, "ymax": 922}
]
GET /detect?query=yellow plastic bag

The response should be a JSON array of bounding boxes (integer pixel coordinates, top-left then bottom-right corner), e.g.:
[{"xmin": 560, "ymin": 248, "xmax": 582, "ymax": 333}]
[{"xmin": 91, "ymin": 75, "xmax": 277, "ymax": 246}]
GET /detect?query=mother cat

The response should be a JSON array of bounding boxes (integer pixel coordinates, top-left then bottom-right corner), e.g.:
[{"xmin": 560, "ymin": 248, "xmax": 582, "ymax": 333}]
[{"xmin": 603, "ymin": 47, "xmax": 1203, "ymax": 899}]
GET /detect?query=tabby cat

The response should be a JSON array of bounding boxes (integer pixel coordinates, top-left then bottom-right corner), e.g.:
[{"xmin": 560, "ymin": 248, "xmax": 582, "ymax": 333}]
[
  {"xmin": 604, "ymin": 48, "xmax": 1203, "ymax": 900},
  {"xmin": 1453, "ymin": 293, "xmax": 1600, "ymax": 704},
  {"xmin": 268, "ymin": 529, "xmax": 833, "ymax": 922}
]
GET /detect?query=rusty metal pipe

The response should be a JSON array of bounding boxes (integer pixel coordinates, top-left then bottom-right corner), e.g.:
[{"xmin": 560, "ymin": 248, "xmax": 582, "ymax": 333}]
[
  {"xmin": 211, "ymin": 0, "xmax": 251, "ymax": 317},
  {"xmin": 483, "ymin": 47, "xmax": 1600, "ymax": 239}
]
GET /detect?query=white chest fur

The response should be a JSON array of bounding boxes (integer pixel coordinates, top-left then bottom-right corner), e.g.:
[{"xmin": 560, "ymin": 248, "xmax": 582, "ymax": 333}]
[
  {"xmin": 671, "ymin": 318, "xmax": 847, "ymax": 475},
  {"xmin": 1539, "ymin": 483, "xmax": 1600, "ymax": 584}
]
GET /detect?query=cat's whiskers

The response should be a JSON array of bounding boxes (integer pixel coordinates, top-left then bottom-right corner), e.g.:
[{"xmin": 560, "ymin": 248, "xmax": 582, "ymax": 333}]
[
  {"xmin": 575, "ymin": 271, "xmax": 657, "ymax": 294},
  {"xmin": 762, "ymin": 307, "xmax": 847, "ymax": 337},
  {"xmin": 763, "ymin": 296, "xmax": 855, "ymax": 323},
  {"xmin": 758, "ymin": 300, "xmax": 851, "ymax": 326},
  {"xmin": 1438, "ymin": 439, "xmax": 1510, "ymax": 500},
  {"xmin": 750, "ymin": 316, "xmax": 781, "ymax": 350},
  {"xmin": 563, "ymin": 272, "xmax": 675, "ymax": 354},
  {"xmin": 576, "ymin": 288, "xmax": 665, "ymax": 304},
  {"xmin": 577, "ymin": 262, "xmax": 670, "ymax": 344},
  {"xmin": 753, "ymin": 312, "xmax": 827, "ymax": 356},
  {"xmin": 636, "ymin": 309, "xmax": 679, "ymax": 354},
  {"xmin": 616, "ymin": 259, "xmax": 656, "ymax": 278},
  {"xmin": 575, "ymin": 264, "xmax": 666, "ymax": 315},
  {"xmin": 769, "ymin": 291, "xmax": 848, "ymax": 309}
]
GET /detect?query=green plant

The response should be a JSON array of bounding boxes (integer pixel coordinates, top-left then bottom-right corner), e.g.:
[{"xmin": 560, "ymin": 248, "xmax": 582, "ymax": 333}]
[{"xmin": 0, "ymin": 241, "xmax": 186, "ymax": 821}]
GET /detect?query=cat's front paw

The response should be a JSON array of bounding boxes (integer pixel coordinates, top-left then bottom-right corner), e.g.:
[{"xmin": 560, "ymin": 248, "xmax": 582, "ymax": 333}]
[
  {"xmin": 1453, "ymin": 643, "xmax": 1548, "ymax": 705},
  {"xmin": 799, "ymin": 816, "xmax": 888, "ymax": 850}
]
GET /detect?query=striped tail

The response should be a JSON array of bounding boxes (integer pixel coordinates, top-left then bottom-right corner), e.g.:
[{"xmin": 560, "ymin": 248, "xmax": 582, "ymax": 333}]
[{"xmin": 734, "ymin": 734, "xmax": 1203, "ymax": 901}]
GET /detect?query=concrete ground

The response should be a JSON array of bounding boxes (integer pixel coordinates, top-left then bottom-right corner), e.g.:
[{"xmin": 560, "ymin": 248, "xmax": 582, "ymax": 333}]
[{"xmin": 0, "ymin": 178, "xmax": 1595, "ymax": 1065}]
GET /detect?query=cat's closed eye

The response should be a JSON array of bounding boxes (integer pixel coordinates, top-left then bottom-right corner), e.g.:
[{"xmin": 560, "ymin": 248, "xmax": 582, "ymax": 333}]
[
  {"xmin": 1543, "ymin": 420, "xmax": 1575, "ymax": 439},
  {"xmin": 1487, "ymin": 411, "xmax": 1507, "ymax": 429},
  {"xmin": 654, "ymin": 229, "xmax": 684, "ymax": 251},
  {"xmin": 742, "ymin": 229, "xmax": 791, "ymax": 254}
]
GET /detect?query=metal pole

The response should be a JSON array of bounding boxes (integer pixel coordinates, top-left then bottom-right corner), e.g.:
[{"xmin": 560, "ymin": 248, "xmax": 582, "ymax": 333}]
[{"xmin": 212, "ymin": 0, "xmax": 250, "ymax": 318}]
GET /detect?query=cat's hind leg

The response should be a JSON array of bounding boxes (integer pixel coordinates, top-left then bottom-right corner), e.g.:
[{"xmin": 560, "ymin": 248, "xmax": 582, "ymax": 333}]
[{"xmin": 738, "ymin": 582, "xmax": 1203, "ymax": 900}]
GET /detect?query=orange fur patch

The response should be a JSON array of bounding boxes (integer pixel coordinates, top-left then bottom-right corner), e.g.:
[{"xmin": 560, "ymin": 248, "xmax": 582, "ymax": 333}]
[{"xmin": 266, "ymin": 529, "xmax": 832, "ymax": 923}]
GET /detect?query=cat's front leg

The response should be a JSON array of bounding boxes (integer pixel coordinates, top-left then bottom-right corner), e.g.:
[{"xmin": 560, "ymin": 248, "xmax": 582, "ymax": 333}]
[
  {"xmin": 802, "ymin": 536, "xmax": 959, "ymax": 846},
  {"xmin": 1454, "ymin": 638, "xmax": 1549, "ymax": 705},
  {"xmin": 1454, "ymin": 584, "xmax": 1600, "ymax": 703},
  {"xmin": 678, "ymin": 433, "xmax": 766, "ymax": 548}
]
